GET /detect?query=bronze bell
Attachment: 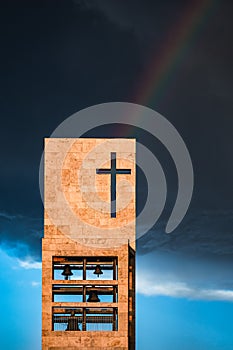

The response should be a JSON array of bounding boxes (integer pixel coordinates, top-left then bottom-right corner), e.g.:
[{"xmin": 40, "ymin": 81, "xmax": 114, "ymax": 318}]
[
  {"xmin": 93, "ymin": 264, "xmax": 103, "ymax": 277},
  {"xmin": 87, "ymin": 291, "xmax": 100, "ymax": 302},
  {"xmin": 61, "ymin": 264, "xmax": 73, "ymax": 280}
]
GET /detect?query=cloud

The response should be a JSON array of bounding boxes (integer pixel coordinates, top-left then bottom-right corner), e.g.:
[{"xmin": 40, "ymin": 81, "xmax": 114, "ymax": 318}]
[
  {"xmin": 31, "ymin": 281, "xmax": 41, "ymax": 287},
  {"xmin": 137, "ymin": 232, "xmax": 233, "ymax": 302},
  {"xmin": 73, "ymin": 0, "xmax": 233, "ymax": 115},
  {"xmin": 138, "ymin": 209, "xmax": 233, "ymax": 256},
  {"xmin": 137, "ymin": 272, "xmax": 233, "ymax": 302},
  {"xmin": 137, "ymin": 209, "xmax": 233, "ymax": 302},
  {"xmin": 0, "ymin": 212, "xmax": 42, "ymax": 260},
  {"xmin": 0, "ymin": 212, "xmax": 20, "ymax": 220},
  {"xmin": 73, "ymin": 0, "xmax": 181, "ymax": 41},
  {"xmin": 74, "ymin": 0, "xmax": 147, "ymax": 30},
  {"xmin": 18, "ymin": 259, "xmax": 42, "ymax": 270}
]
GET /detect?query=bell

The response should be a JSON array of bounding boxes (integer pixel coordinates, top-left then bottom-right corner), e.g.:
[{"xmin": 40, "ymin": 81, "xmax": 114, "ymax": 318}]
[
  {"xmin": 87, "ymin": 291, "xmax": 100, "ymax": 302},
  {"xmin": 93, "ymin": 264, "xmax": 103, "ymax": 277},
  {"xmin": 66, "ymin": 310, "xmax": 80, "ymax": 331},
  {"xmin": 61, "ymin": 264, "xmax": 73, "ymax": 280}
]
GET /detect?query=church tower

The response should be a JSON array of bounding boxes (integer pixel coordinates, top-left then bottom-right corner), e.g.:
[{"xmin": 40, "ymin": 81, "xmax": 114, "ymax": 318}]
[{"xmin": 42, "ymin": 138, "xmax": 136, "ymax": 350}]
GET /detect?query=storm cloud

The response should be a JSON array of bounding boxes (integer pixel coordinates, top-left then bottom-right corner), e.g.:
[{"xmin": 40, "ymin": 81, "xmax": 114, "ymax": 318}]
[{"xmin": 0, "ymin": 0, "xmax": 232, "ymax": 302}]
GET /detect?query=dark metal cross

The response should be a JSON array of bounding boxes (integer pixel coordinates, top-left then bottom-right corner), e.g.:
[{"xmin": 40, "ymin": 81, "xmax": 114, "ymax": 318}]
[{"xmin": 96, "ymin": 152, "xmax": 131, "ymax": 218}]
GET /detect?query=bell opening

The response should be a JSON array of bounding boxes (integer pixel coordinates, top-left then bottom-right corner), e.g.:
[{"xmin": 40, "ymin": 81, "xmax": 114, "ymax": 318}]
[
  {"xmin": 61, "ymin": 264, "xmax": 73, "ymax": 280},
  {"xmin": 87, "ymin": 291, "xmax": 100, "ymax": 302},
  {"xmin": 65, "ymin": 310, "xmax": 80, "ymax": 331},
  {"xmin": 93, "ymin": 264, "xmax": 103, "ymax": 278}
]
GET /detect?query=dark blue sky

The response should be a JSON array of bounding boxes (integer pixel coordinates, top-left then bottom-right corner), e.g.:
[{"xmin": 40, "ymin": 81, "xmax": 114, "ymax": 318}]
[{"xmin": 0, "ymin": 1, "xmax": 233, "ymax": 349}]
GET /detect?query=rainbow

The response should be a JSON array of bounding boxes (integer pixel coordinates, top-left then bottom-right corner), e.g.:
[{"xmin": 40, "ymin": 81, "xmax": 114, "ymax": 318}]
[{"xmin": 132, "ymin": 0, "xmax": 217, "ymax": 107}]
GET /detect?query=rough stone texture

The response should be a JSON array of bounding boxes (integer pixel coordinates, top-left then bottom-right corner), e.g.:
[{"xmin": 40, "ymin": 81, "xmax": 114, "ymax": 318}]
[{"xmin": 42, "ymin": 138, "xmax": 136, "ymax": 350}]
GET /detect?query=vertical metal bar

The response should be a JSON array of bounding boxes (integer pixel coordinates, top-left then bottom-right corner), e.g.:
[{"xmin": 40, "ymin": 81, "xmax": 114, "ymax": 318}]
[
  {"xmin": 113, "ymin": 286, "xmax": 116, "ymax": 303},
  {"xmin": 83, "ymin": 308, "xmax": 86, "ymax": 331},
  {"xmin": 113, "ymin": 258, "xmax": 117, "ymax": 280},
  {"xmin": 83, "ymin": 285, "xmax": 86, "ymax": 302},
  {"xmin": 83, "ymin": 258, "xmax": 86, "ymax": 280},
  {"xmin": 113, "ymin": 308, "xmax": 117, "ymax": 331}
]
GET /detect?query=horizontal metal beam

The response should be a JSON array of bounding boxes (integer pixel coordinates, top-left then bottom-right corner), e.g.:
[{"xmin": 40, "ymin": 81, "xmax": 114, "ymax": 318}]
[
  {"xmin": 52, "ymin": 280, "xmax": 118, "ymax": 285},
  {"xmin": 53, "ymin": 265, "xmax": 114, "ymax": 271},
  {"xmin": 53, "ymin": 307, "xmax": 116, "ymax": 314},
  {"xmin": 53, "ymin": 287, "xmax": 116, "ymax": 295},
  {"xmin": 54, "ymin": 316, "xmax": 114, "ymax": 323},
  {"xmin": 52, "ymin": 302, "xmax": 117, "ymax": 308},
  {"xmin": 53, "ymin": 258, "xmax": 117, "ymax": 264}
]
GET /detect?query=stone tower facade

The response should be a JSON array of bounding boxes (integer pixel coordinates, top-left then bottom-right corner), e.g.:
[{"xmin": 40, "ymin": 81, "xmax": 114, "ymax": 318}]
[{"xmin": 42, "ymin": 138, "xmax": 136, "ymax": 350}]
